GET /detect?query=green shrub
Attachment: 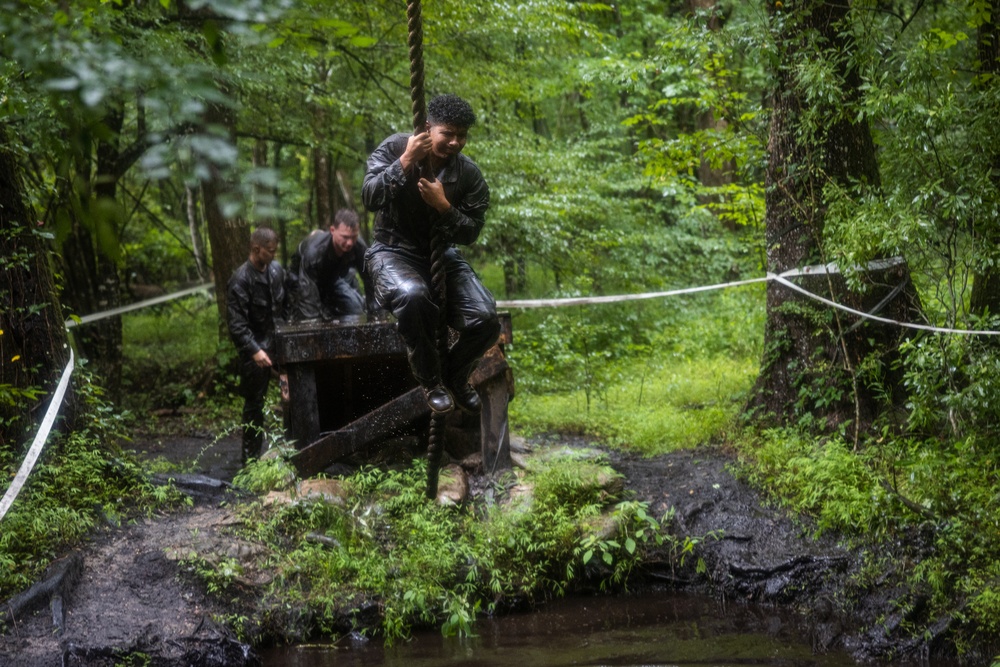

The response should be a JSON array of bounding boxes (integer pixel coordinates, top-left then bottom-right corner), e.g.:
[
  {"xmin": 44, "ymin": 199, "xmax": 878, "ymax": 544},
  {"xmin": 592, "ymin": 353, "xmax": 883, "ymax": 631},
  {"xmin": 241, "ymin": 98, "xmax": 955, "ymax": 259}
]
[{"xmin": 227, "ymin": 453, "xmax": 686, "ymax": 643}]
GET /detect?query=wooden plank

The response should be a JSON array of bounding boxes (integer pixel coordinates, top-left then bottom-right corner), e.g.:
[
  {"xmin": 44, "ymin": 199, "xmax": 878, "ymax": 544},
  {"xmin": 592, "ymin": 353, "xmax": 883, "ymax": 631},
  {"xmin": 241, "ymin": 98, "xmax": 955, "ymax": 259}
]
[
  {"xmin": 275, "ymin": 313, "xmax": 513, "ymax": 365},
  {"xmin": 275, "ymin": 318, "xmax": 406, "ymax": 365},
  {"xmin": 291, "ymin": 387, "xmax": 429, "ymax": 477},
  {"xmin": 288, "ymin": 339, "xmax": 515, "ymax": 477}
]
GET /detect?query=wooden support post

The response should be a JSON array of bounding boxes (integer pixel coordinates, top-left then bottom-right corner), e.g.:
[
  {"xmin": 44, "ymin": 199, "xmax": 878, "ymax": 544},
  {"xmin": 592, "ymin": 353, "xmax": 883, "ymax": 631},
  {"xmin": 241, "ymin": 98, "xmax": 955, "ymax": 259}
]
[
  {"xmin": 469, "ymin": 345, "xmax": 514, "ymax": 475},
  {"xmin": 286, "ymin": 364, "xmax": 319, "ymax": 448}
]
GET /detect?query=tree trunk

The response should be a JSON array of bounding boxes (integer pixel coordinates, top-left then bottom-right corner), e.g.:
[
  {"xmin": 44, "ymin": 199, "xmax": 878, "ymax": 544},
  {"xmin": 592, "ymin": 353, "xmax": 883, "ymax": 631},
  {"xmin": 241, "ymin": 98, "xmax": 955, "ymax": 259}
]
[
  {"xmin": 274, "ymin": 143, "xmax": 288, "ymax": 267},
  {"xmin": 202, "ymin": 98, "xmax": 250, "ymax": 332},
  {"xmin": 747, "ymin": 0, "xmax": 921, "ymax": 435},
  {"xmin": 90, "ymin": 106, "xmax": 125, "ymax": 398},
  {"xmin": 0, "ymin": 129, "xmax": 72, "ymax": 450},
  {"xmin": 688, "ymin": 0, "xmax": 735, "ymax": 214},
  {"xmin": 186, "ymin": 184, "xmax": 209, "ymax": 281},
  {"xmin": 970, "ymin": 0, "xmax": 1000, "ymax": 318},
  {"xmin": 313, "ymin": 147, "xmax": 332, "ymax": 228},
  {"xmin": 56, "ymin": 108, "xmax": 125, "ymax": 400},
  {"xmin": 502, "ymin": 255, "xmax": 527, "ymax": 297}
]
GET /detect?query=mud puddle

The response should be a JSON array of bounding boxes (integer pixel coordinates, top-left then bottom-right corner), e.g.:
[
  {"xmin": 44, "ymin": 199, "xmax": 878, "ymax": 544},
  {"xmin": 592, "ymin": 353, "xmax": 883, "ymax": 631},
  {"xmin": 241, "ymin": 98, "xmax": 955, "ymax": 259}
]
[{"xmin": 259, "ymin": 591, "xmax": 864, "ymax": 667}]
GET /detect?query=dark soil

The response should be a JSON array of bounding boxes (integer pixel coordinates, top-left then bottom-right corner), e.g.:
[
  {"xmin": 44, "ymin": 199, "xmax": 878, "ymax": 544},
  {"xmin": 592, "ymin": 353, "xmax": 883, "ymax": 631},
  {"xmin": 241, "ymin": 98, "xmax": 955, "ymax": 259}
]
[{"xmin": 0, "ymin": 424, "xmax": 971, "ymax": 666}]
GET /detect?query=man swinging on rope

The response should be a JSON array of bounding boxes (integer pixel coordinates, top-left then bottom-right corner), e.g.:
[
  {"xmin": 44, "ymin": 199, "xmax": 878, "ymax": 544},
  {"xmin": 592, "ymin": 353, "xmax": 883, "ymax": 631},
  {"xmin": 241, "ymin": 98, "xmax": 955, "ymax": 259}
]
[{"xmin": 362, "ymin": 94, "xmax": 500, "ymax": 415}]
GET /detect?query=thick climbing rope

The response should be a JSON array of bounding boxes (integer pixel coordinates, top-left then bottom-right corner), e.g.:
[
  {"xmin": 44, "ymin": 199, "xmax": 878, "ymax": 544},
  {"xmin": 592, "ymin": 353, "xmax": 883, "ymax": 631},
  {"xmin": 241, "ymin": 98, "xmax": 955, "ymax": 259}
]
[{"xmin": 407, "ymin": 0, "xmax": 449, "ymax": 500}]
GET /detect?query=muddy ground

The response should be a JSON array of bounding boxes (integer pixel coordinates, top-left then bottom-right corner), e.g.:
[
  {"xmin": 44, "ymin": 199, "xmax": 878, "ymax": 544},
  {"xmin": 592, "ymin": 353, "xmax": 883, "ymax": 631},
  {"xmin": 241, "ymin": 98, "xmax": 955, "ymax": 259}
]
[{"xmin": 0, "ymin": 424, "xmax": 971, "ymax": 667}]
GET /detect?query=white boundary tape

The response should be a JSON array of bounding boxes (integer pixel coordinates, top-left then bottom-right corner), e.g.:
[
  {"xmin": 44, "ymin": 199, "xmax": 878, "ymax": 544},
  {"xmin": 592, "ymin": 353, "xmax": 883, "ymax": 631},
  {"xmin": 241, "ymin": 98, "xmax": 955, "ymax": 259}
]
[
  {"xmin": 66, "ymin": 282, "xmax": 214, "ymax": 328},
  {"xmin": 496, "ymin": 257, "xmax": 1000, "ymax": 336},
  {"xmin": 0, "ymin": 349, "xmax": 75, "ymax": 522}
]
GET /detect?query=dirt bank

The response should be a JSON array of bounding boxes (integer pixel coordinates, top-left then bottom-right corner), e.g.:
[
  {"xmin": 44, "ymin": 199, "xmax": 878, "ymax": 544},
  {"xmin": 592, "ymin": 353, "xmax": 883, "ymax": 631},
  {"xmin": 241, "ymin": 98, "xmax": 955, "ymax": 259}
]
[{"xmin": 0, "ymin": 428, "xmax": 968, "ymax": 666}]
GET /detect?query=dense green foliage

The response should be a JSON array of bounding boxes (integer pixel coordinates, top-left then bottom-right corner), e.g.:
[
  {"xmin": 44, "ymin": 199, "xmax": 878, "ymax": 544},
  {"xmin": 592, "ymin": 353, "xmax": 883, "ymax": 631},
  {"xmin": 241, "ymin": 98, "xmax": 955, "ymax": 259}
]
[{"xmin": 735, "ymin": 427, "xmax": 1000, "ymax": 653}]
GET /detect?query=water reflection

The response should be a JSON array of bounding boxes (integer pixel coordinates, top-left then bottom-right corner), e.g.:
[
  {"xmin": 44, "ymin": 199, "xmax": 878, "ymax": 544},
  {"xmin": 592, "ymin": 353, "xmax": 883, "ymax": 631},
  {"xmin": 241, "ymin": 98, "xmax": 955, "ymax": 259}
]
[{"xmin": 260, "ymin": 591, "xmax": 861, "ymax": 667}]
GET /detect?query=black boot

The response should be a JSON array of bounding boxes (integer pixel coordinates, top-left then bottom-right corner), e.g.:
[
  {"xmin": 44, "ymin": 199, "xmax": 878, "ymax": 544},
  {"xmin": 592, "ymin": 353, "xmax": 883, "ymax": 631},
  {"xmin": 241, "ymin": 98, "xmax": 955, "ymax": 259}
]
[
  {"xmin": 447, "ymin": 380, "xmax": 481, "ymax": 414},
  {"xmin": 242, "ymin": 429, "xmax": 263, "ymax": 465},
  {"xmin": 424, "ymin": 384, "xmax": 454, "ymax": 414}
]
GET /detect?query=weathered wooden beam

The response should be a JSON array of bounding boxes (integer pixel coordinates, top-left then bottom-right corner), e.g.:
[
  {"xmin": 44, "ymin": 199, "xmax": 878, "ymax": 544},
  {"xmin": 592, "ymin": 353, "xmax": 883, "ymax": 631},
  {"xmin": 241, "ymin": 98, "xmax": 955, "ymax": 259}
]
[{"xmin": 291, "ymin": 386, "xmax": 429, "ymax": 477}]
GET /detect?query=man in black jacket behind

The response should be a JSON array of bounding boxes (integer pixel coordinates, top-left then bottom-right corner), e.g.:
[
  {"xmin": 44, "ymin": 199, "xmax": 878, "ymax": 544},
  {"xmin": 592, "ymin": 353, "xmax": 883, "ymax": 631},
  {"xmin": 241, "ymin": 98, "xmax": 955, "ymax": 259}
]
[
  {"xmin": 288, "ymin": 208, "xmax": 374, "ymax": 321},
  {"xmin": 362, "ymin": 94, "xmax": 500, "ymax": 415},
  {"xmin": 226, "ymin": 226, "xmax": 288, "ymax": 464}
]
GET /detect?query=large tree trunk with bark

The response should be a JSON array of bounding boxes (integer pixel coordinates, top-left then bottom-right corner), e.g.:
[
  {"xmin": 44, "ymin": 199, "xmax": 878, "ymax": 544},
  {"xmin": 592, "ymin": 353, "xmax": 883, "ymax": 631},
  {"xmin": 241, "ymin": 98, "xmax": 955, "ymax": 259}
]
[
  {"xmin": 970, "ymin": 0, "xmax": 1000, "ymax": 318},
  {"xmin": 202, "ymin": 98, "xmax": 250, "ymax": 330},
  {"xmin": 747, "ymin": 0, "xmax": 921, "ymax": 436},
  {"xmin": 0, "ymin": 130, "xmax": 72, "ymax": 450}
]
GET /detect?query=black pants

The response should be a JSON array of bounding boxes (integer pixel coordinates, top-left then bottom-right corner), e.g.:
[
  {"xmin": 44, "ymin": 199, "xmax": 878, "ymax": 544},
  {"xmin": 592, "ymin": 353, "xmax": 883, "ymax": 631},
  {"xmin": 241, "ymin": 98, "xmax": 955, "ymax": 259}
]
[
  {"xmin": 324, "ymin": 273, "xmax": 365, "ymax": 316},
  {"xmin": 292, "ymin": 272, "xmax": 364, "ymax": 320},
  {"xmin": 366, "ymin": 243, "xmax": 500, "ymax": 389},
  {"xmin": 238, "ymin": 354, "xmax": 272, "ymax": 464}
]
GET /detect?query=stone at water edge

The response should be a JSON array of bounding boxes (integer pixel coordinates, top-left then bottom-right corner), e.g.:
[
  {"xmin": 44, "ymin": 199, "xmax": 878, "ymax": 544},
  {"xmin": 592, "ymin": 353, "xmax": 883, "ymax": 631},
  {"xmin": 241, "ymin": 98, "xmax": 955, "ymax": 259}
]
[
  {"xmin": 263, "ymin": 478, "xmax": 349, "ymax": 507},
  {"xmin": 436, "ymin": 464, "xmax": 469, "ymax": 506}
]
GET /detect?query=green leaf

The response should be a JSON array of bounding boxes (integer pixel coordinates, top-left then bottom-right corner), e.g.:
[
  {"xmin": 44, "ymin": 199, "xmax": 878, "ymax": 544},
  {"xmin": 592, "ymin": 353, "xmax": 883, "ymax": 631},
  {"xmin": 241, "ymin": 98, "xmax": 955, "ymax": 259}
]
[{"xmin": 349, "ymin": 35, "xmax": 377, "ymax": 49}]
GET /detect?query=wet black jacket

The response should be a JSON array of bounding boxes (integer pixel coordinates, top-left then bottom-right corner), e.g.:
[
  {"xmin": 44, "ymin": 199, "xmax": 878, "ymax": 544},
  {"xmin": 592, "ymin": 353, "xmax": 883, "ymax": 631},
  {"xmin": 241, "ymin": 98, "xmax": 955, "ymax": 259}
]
[
  {"xmin": 226, "ymin": 259, "xmax": 287, "ymax": 359},
  {"xmin": 361, "ymin": 133, "xmax": 490, "ymax": 255},
  {"xmin": 288, "ymin": 229, "xmax": 373, "ymax": 319}
]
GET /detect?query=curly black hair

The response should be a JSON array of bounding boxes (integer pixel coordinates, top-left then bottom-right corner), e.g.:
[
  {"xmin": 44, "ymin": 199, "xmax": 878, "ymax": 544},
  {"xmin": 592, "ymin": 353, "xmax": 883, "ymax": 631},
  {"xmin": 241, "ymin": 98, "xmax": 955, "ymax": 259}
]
[{"xmin": 427, "ymin": 94, "xmax": 476, "ymax": 128}]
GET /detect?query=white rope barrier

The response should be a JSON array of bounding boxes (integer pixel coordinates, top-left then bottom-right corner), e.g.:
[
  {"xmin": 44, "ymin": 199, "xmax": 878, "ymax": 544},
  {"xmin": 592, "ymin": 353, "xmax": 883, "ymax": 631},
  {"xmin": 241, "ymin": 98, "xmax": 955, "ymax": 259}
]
[
  {"xmin": 0, "ymin": 349, "xmax": 75, "ymax": 522},
  {"xmin": 495, "ymin": 276, "xmax": 769, "ymax": 309},
  {"xmin": 768, "ymin": 273, "xmax": 1000, "ymax": 336},
  {"xmin": 493, "ymin": 259, "xmax": 904, "ymax": 310},
  {"xmin": 65, "ymin": 282, "xmax": 214, "ymax": 328},
  {"xmin": 495, "ymin": 256, "xmax": 1000, "ymax": 337}
]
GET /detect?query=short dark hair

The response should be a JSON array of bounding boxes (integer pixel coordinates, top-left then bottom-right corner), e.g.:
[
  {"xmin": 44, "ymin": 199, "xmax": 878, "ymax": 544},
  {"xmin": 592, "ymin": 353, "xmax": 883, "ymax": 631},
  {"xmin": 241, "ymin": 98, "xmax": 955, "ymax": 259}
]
[
  {"xmin": 427, "ymin": 94, "xmax": 476, "ymax": 128},
  {"xmin": 333, "ymin": 209, "xmax": 360, "ymax": 230},
  {"xmin": 250, "ymin": 226, "xmax": 278, "ymax": 247}
]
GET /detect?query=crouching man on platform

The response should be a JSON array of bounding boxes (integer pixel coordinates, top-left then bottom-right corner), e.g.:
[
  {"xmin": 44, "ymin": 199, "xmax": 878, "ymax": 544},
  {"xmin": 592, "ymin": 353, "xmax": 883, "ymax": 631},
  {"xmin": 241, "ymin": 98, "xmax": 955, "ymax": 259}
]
[
  {"xmin": 288, "ymin": 208, "xmax": 376, "ymax": 321},
  {"xmin": 362, "ymin": 94, "xmax": 500, "ymax": 415},
  {"xmin": 226, "ymin": 226, "xmax": 288, "ymax": 464}
]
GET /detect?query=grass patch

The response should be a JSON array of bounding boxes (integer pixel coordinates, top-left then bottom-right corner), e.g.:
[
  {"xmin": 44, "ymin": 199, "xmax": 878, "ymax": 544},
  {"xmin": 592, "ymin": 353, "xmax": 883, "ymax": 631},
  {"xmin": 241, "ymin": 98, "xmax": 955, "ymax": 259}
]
[
  {"xmin": 121, "ymin": 293, "xmax": 232, "ymax": 414},
  {"xmin": 508, "ymin": 286, "xmax": 764, "ymax": 455},
  {"xmin": 731, "ymin": 427, "xmax": 1000, "ymax": 653},
  {"xmin": 511, "ymin": 354, "xmax": 757, "ymax": 454}
]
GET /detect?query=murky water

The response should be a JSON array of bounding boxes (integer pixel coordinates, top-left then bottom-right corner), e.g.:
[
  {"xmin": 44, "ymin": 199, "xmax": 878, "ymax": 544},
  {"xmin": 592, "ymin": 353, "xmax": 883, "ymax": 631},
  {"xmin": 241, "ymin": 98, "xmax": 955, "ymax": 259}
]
[{"xmin": 259, "ymin": 591, "xmax": 863, "ymax": 667}]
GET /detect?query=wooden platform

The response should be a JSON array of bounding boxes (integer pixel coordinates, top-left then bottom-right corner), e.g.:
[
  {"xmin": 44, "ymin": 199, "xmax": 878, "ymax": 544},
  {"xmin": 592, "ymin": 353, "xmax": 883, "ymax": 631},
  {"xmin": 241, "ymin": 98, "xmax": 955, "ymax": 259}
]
[{"xmin": 274, "ymin": 313, "xmax": 513, "ymax": 477}]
